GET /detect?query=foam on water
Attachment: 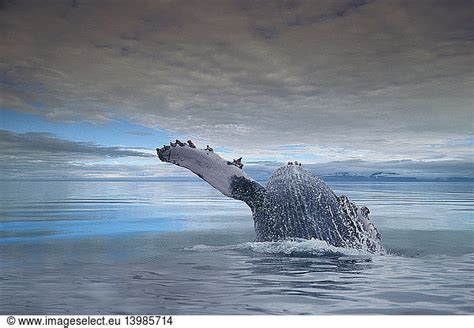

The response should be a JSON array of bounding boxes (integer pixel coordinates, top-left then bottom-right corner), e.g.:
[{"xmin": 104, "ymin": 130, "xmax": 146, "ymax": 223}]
[{"xmin": 185, "ymin": 238, "xmax": 376, "ymax": 257}]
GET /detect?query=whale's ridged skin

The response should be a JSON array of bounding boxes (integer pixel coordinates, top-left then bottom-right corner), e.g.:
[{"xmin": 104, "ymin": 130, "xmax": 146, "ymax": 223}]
[
  {"xmin": 252, "ymin": 166, "xmax": 382, "ymax": 252},
  {"xmin": 338, "ymin": 195, "xmax": 381, "ymax": 252},
  {"xmin": 254, "ymin": 166, "xmax": 348, "ymax": 245}
]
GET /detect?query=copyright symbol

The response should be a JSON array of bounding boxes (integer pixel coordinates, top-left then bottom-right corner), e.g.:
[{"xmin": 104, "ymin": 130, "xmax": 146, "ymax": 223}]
[{"xmin": 7, "ymin": 316, "xmax": 15, "ymax": 325}]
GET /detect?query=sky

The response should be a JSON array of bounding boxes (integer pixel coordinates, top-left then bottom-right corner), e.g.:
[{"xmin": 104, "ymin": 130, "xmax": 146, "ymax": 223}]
[{"xmin": 0, "ymin": 0, "xmax": 472, "ymax": 179}]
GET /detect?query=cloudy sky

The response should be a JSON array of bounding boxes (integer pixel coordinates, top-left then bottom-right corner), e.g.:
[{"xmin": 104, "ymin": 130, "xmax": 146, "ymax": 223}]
[{"xmin": 0, "ymin": 0, "xmax": 472, "ymax": 179}]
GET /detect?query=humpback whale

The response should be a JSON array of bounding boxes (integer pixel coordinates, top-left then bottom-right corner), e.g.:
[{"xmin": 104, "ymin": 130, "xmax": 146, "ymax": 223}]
[{"xmin": 157, "ymin": 140, "xmax": 383, "ymax": 253}]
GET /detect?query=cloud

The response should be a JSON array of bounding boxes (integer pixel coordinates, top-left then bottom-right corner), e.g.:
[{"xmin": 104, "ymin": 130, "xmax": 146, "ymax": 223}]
[
  {"xmin": 0, "ymin": 129, "xmax": 168, "ymax": 178},
  {"xmin": 126, "ymin": 130, "xmax": 154, "ymax": 136},
  {"xmin": 253, "ymin": 25, "xmax": 280, "ymax": 40},
  {"xmin": 0, "ymin": 0, "xmax": 472, "ymax": 164},
  {"xmin": 0, "ymin": 130, "xmax": 154, "ymax": 158},
  {"xmin": 0, "ymin": 129, "xmax": 470, "ymax": 179}
]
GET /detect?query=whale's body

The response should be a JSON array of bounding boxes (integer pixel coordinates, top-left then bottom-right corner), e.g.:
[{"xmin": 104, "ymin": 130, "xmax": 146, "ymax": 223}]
[{"xmin": 157, "ymin": 140, "xmax": 382, "ymax": 253}]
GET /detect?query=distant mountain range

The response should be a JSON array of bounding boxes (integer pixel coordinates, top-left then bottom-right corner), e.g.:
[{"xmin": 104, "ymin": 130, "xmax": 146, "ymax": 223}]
[
  {"xmin": 1, "ymin": 168, "xmax": 472, "ymax": 182},
  {"xmin": 321, "ymin": 174, "xmax": 473, "ymax": 182},
  {"xmin": 245, "ymin": 166, "xmax": 474, "ymax": 183}
]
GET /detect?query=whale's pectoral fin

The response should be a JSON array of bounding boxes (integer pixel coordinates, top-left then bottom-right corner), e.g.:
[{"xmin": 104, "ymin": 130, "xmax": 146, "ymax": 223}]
[
  {"xmin": 230, "ymin": 175, "xmax": 266, "ymax": 211},
  {"xmin": 156, "ymin": 140, "xmax": 265, "ymax": 209}
]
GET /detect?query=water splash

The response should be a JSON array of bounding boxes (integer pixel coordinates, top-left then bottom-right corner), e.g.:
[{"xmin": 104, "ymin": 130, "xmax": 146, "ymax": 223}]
[{"xmin": 185, "ymin": 238, "xmax": 377, "ymax": 258}]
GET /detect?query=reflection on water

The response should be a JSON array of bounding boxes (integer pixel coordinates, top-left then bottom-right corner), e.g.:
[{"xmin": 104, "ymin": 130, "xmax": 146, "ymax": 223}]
[{"xmin": 0, "ymin": 180, "xmax": 473, "ymax": 314}]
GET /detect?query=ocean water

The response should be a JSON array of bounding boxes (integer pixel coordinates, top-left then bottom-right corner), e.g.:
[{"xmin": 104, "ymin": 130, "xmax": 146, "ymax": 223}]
[{"xmin": 0, "ymin": 179, "xmax": 473, "ymax": 314}]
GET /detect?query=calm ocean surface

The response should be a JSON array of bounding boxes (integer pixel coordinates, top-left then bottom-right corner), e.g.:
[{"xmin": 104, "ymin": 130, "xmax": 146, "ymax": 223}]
[{"xmin": 0, "ymin": 179, "xmax": 473, "ymax": 314}]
